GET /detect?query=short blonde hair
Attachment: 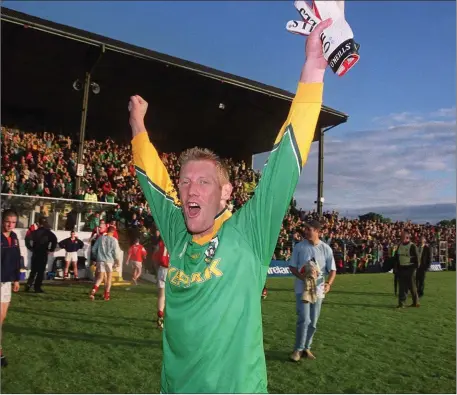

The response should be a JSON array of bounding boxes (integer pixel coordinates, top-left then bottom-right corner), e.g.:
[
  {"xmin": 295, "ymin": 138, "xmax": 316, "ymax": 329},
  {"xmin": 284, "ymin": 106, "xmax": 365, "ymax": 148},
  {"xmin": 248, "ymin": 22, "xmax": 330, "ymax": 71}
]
[{"xmin": 179, "ymin": 147, "xmax": 230, "ymax": 185}]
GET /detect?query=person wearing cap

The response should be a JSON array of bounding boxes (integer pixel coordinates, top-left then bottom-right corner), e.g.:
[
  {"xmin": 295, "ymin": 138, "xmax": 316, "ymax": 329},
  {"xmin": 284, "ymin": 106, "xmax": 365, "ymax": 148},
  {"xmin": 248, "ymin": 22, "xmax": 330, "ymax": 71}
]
[
  {"xmin": 289, "ymin": 219, "xmax": 336, "ymax": 362},
  {"xmin": 25, "ymin": 217, "xmax": 57, "ymax": 293}
]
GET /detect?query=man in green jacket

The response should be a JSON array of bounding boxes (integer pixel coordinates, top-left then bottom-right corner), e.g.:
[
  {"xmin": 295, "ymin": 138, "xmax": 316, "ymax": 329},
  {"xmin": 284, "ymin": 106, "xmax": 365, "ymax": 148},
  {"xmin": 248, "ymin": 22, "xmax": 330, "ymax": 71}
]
[{"xmin": 395, "ymin": 230, "xmax": 420, "ymax": 308}]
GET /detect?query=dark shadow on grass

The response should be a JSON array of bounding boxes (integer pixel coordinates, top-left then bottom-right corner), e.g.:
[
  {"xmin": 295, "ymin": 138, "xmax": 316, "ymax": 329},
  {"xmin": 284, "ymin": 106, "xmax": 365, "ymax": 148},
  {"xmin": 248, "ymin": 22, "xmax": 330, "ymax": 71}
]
[
  {"xmin": 3, "ymin": 323, "xmax": 161, "ymax": 348},
  {"xmin": 11, "ymin": 307, "xmax": 153, "ymax": 329},
  {"xmin": 330, "ymin": 290, "xmax": 393, "ymax": 297},
  {"xmin": 324, "ymin": 301, "xmax": 394, "ymax": 309},
  {"xmin": 265, "ymin": 350, "xmax": 290, "ymax": 362}
]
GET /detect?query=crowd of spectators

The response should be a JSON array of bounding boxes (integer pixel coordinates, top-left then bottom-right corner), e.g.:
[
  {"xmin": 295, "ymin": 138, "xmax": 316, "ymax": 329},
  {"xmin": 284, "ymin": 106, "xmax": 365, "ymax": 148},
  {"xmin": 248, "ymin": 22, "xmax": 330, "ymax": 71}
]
[{"xmin": 2, "ymin": 126, "xmax": 455, "ymax": 269}]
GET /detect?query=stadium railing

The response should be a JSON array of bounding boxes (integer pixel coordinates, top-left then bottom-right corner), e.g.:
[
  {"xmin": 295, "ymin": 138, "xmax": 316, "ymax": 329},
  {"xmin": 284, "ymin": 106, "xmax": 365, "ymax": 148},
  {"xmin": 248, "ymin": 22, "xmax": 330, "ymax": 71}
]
[{"xmin": 1, "ymin": 193, "xmax": 116, "ymax": 231}]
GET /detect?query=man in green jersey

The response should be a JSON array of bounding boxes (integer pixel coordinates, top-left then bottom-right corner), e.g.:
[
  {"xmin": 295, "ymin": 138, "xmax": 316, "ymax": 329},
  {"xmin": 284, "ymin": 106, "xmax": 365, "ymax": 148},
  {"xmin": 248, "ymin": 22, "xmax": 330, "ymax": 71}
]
[{"xmin": 129, "ymin": 17, "xmax": 333, "ymax": 394}]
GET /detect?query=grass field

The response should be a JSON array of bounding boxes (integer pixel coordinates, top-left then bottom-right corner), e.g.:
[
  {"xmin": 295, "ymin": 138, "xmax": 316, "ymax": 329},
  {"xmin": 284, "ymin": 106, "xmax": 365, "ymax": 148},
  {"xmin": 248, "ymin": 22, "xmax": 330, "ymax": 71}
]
[{"xmin": 1, "ymin": 272, "xmax": 455, "ymax": 394}]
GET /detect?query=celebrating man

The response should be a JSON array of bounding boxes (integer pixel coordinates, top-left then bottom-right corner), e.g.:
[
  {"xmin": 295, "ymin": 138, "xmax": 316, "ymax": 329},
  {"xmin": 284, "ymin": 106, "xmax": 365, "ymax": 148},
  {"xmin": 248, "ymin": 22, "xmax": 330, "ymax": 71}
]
[{"xmin": 129, "ymin": 17, "xmax": 332, "ymax": 394}]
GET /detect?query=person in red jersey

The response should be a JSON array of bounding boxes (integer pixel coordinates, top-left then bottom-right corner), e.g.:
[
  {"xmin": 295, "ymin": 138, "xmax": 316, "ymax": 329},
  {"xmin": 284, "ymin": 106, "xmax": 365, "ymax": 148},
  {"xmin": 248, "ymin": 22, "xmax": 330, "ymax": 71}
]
[
  {"xmin": 153, "ymin": 231, "xmax": 169, "ymax": 329},
  {"xmin": 126, "ymin": 238, "xmax": 147, "ymax": 285}
]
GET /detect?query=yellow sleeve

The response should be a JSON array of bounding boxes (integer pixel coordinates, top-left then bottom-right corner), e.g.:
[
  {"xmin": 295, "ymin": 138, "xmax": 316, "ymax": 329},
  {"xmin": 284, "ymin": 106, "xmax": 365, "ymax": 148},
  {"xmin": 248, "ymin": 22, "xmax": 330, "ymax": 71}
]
[
  {"xmin": 132, "ymin": 132, "xmax": 186, "ymax": 250},
  {"xmin": 232, "ymin": 82, "xmax": 323, "ymax": 266}
]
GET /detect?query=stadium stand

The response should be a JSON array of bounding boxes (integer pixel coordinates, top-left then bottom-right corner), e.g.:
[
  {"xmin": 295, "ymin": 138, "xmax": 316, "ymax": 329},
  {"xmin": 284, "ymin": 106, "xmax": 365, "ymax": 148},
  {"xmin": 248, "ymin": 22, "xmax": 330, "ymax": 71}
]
[{"xmin": 2, "ymin": 126, "xmax": 455, "ymax": 271}]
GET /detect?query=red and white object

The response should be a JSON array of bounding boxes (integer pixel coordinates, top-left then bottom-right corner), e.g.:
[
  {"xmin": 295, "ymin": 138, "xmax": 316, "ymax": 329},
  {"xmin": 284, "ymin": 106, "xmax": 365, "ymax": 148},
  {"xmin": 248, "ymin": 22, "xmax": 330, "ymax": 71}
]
[{"xmin": 286, "ymin": 0, "xmax": 360, "ymax": 77}]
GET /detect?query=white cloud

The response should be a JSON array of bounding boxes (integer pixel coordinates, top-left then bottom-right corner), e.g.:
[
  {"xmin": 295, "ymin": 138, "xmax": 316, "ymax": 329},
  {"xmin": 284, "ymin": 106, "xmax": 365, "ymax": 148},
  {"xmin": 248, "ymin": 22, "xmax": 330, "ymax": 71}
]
[
  {"xmin": 430, "ymin": 107, "xmax": 456, "ymax": 118},
  {"xmin": 253, "ymin": 114, "xmax": 456, "ymax": 223},
  {"xmin": 373, "ymin": 111, "xmax": 423, "ymax": 125}
]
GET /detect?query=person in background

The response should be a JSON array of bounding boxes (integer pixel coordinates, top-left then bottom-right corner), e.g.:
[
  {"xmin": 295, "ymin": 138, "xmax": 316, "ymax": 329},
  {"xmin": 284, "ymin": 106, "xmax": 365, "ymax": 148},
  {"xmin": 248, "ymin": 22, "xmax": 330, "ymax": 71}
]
[
  {"xmin": 153, "ymin": 231, "xmax": 169, "ymax": 329},
  {"xmin": 416, "ymin": 235, "xmax": 432, "ymax": 298},
  {"xmin": 394, "ymin": 230, "xmax": 419, "ymax": 308},
  {"xmin": 25, "ymin": 217, "xmax": 57, "ymax": 293},
  {"xmin": 126, "ymin": 238, "xmax": 147, "ymax": 285},
  {"xmin": 89, "ymin": 226, "xmax": 120, "ymax": 301},
  {"xmin": 59, "ymin": 231, "xmax": 84, "ymax": 280},
  {"xmin": 1, "ymin": 209, "xmax": 22, "ymax": 367},
  {"xmin": 289, "ymin": 220, "xmax": 336, "ymax": 362},
  {"xmin": 25, "ymin": 220, "xmax": 39, "ymax": 237}
]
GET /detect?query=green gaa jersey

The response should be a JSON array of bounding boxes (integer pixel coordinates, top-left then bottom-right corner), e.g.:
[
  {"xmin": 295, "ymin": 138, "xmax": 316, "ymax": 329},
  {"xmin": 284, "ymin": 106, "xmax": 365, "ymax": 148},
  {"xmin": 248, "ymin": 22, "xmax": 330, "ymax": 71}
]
[{"xmin": 132, "ymin": 82, "xmax": 323, "ymax": 394}]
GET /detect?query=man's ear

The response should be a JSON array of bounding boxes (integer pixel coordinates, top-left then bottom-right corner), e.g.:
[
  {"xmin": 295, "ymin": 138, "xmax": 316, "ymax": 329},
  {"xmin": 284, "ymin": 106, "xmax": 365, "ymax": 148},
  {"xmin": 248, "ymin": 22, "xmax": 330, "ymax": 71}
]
[{"xmin": 221, "ymin": 182, "xmax": 233, "ymax": 201}]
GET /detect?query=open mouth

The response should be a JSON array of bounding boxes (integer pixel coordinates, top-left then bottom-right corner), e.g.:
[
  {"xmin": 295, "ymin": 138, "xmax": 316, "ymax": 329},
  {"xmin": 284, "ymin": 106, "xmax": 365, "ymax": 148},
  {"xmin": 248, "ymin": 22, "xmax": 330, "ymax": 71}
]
[{"xmin": 187, "ymin": 202, "xmax": 201, "ymax": 218}]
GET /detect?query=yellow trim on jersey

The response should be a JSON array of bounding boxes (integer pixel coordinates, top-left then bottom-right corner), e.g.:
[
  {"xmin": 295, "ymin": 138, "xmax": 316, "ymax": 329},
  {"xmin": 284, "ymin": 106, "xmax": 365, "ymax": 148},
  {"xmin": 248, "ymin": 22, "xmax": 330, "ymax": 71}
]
[
  {"xmin": 274, "ymin": 82, "xmax": 323, "ymax": 167},
  {"xmin": 132, "ymin": 132, "xmax": 180, "ymax": 206},
  {"xmin": 192, "ymin": 209, "xmax": 232, "ymax": 246}
]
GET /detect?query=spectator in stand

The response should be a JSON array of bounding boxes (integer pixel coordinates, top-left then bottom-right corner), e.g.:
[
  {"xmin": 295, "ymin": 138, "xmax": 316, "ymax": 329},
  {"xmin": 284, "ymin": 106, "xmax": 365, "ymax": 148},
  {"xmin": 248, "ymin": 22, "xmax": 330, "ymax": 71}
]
[
  {"xmin": 59, "ymin": 231, "xmax": 84, "ymax": 280},
  {"xmin": 126, "ymin": 238, "xmax": 147, "ymax": 285},
  {"xmin": 0, "ymin": 126, "xmax": 455, "ymax": 263},
  {"xmin": 1, "ymin": 209, "xmax": 22, "ymax": 368}
]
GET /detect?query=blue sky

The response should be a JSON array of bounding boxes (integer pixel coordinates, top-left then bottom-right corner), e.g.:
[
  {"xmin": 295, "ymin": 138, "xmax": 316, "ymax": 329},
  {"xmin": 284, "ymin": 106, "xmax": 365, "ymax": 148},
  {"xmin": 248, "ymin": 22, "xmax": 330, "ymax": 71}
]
[{"xmin": 3, "ymin": 1, "xmax": 456, "ymax": 222}]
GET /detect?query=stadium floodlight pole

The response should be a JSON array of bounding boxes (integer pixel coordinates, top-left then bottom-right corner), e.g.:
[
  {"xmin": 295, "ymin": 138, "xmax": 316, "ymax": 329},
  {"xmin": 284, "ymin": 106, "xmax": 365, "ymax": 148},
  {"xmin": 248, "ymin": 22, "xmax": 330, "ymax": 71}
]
[
  {"xmin": 316, "ymin": 124, "xmax": 338, "ymax": 218},
  {"xmin": 75, "ymin": 44, "xmax": 105, "ymax": 192},
  {"xmin": 316, "ymin": 127, "xmax": 325, "ymax": 218},
  {"xmin": 75, "ymin": 71, "xmax": 91, "ymax": 192}
]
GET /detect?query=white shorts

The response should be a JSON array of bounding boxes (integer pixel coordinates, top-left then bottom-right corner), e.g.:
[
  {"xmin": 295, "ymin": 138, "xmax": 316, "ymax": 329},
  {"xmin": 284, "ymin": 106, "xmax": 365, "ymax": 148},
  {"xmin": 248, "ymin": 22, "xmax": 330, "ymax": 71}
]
[
  {"xmin": 131, "ymin": 261, "xmax": 142, "ymax": 270},
  {"xmin": 96, "ymin": 261, "xmax": 114, "ymax": 273},
  {"xmin": 1, "ymin": 282, "xmax": 12, "ymax": 303},
  {"xmin": 157, "ymin": 266, "xmax": 168, "ymax": 289},
  {"xmin": 65, "ymin": 252, "xmax": 78, "ymax": 262}
]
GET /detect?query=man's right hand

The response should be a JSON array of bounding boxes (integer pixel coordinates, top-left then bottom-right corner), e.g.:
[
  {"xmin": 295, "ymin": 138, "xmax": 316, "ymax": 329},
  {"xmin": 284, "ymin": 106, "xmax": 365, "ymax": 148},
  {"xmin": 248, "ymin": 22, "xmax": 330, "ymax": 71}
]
[{"xmin": 129, "ymin": 95, "xmax": 148, "ymax": 138}]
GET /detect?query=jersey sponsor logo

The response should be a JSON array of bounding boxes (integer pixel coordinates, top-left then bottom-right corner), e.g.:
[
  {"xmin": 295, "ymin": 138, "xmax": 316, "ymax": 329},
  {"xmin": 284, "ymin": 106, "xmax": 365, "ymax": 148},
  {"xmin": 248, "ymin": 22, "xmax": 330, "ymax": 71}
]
[{"xmin": 168, "ymin": 259, "xmax": 223, "ymax": 288}]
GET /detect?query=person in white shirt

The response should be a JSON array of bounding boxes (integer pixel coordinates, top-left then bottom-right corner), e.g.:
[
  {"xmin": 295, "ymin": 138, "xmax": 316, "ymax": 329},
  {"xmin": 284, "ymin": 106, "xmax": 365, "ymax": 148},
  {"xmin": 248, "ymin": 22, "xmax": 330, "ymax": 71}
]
[{"xmin": 289, "ymin": 220, "xmax": 336, "ymax": 361}]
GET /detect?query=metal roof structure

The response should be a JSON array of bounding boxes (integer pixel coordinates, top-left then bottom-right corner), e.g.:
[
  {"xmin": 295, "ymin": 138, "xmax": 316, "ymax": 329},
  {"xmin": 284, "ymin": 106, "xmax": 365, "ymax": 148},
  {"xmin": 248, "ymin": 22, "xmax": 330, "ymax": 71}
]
[{"xmin": 1, "ymin": 7, "xmax": 348, "ymax": 160}]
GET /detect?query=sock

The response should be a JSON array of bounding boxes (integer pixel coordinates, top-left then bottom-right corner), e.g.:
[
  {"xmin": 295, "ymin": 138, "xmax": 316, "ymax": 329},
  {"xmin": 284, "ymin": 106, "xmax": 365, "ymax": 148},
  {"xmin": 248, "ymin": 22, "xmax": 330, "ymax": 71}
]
[
  {"xmin": 158, "ymin": 310, "xmax": 164, "ymax": 318},
  {"xmin": 91, "ymin": 285, "xmax": 99, "ymax": 294}
]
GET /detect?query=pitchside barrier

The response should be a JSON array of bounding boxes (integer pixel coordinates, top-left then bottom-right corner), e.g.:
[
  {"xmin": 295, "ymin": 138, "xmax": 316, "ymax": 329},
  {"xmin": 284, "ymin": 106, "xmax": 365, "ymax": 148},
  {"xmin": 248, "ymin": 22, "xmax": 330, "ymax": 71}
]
[
  {"xmin": 1, "ymin": 194, "xmax": 124, "ymax": 280},
  {"xmin": 267, "ymin": 260, "xmax": 294, "ymax": 277}
]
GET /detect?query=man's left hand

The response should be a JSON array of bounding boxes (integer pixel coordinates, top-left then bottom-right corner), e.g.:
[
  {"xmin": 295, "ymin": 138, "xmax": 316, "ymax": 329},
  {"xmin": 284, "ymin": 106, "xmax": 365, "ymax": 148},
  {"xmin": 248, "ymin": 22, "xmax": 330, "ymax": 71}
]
[
  {"xmin": 13, "ymin": 281, "xmax": 20, "ymax": 292},
  {"xmin": 324, "ymin": 282, "xmax": 331, "ymax": 294}
]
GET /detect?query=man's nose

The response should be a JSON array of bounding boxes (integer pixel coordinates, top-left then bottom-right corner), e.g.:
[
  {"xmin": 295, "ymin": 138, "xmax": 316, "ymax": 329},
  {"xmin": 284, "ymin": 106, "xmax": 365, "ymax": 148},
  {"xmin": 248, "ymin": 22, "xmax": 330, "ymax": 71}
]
[{"xmin": 188, "ymin": 181, "xmax": 199, "ymax": 196}]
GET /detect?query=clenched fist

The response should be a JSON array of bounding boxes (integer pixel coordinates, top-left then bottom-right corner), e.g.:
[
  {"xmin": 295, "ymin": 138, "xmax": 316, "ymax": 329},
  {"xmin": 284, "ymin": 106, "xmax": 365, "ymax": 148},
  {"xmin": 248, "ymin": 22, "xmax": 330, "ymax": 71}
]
[{"xmin": 129, "ymin": 95, "xmax": 148, "ymax": 138}]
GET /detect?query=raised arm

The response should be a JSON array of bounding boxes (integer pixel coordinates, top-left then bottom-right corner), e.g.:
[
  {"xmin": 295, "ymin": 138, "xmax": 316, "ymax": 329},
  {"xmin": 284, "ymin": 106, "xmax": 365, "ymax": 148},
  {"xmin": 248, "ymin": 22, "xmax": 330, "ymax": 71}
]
[
  {"xmin": 233, "ymin": 18, "xmax": 333, "ymax": 266},
  {"xmin": 129, "ymin": 96, "xmax": 186, "ymax": 250}
]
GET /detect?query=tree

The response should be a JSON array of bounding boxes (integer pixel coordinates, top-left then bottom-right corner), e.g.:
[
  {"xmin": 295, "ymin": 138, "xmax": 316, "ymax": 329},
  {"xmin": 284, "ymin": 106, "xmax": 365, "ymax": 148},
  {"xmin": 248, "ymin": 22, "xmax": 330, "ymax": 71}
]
[
  {"xmin": 359, "ymin": 212, "xmax": 392, "ymax": 223},
  {"xmin": 437, "ymin": 219, "xmax": 456, "ymax": 227}
]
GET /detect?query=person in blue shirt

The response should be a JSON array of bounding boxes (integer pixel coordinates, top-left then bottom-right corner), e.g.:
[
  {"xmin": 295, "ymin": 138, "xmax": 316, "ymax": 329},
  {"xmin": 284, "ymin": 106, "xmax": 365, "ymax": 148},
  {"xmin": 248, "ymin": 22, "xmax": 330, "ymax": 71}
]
[
  {"xmin": 289, "ymin": 220, "xmax": 336, "ymax": 361},
  {"xmin": 1, "ymin": 209, "xmax": 22, "ymax": 367}
]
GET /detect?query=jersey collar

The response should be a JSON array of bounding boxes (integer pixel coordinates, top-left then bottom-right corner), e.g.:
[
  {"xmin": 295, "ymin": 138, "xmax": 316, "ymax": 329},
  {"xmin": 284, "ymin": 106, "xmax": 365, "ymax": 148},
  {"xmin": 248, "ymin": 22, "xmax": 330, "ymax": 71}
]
[{"xmin": 192, "ymin": 208, "xmax": 232, "ymax": 246}]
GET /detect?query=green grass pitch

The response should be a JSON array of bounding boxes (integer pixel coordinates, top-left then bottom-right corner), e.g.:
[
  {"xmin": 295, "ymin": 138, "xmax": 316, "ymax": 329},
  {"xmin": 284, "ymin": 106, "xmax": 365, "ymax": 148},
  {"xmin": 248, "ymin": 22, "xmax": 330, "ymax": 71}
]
[{"xmin": 1, "ymin": 272, "xmax": 455, "ymax": 393}]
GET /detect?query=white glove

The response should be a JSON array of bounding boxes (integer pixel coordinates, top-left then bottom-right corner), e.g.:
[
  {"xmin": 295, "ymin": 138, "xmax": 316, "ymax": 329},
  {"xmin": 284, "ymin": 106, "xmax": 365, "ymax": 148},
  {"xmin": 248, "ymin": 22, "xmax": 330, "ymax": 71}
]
[{"xmin": 286, "ymin": 0, "xmax": 360, "ymax": 77}]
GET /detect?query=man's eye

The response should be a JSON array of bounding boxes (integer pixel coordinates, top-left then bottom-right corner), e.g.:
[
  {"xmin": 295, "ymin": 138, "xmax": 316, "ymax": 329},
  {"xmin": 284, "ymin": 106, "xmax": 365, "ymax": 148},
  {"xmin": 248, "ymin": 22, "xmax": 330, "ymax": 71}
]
[{"xmin": 199, "ymin": 180, "xmax": 209, "ymax": 185}]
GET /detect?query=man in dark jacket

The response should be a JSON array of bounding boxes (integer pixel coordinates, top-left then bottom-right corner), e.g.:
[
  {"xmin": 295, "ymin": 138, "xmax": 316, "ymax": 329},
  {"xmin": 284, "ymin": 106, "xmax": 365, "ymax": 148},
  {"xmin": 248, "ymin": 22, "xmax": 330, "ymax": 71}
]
[
  {"xmin": 1, "ymin": 209, "xmax": 22, "ymax": 367},
  {"xmin": 25, "ymin": 217, "xmax": 57, "ymax": 293},
  {"xmin": 59, "ymin": 231, "xmax": 84, "ymax": 279},
  {"xmin": 416, "ymin": 235, "xmax": 432, "ymax": 298}
]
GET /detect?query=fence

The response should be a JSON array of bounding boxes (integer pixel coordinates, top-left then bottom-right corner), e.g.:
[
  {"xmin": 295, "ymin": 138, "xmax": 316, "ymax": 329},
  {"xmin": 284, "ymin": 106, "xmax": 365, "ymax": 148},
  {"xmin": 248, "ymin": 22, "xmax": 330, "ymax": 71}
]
[{"xmin": 1, "ymin": 193, "xmax": 116, "ymax": 232}]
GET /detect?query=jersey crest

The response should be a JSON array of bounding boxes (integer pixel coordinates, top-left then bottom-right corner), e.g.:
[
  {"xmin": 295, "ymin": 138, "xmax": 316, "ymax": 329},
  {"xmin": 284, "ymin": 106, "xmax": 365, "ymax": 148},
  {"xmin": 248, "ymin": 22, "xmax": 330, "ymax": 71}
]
[{"xmin": 204, "ymin": 236, "xmax": 219, "ymax": 264}]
